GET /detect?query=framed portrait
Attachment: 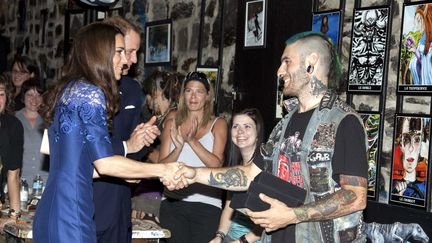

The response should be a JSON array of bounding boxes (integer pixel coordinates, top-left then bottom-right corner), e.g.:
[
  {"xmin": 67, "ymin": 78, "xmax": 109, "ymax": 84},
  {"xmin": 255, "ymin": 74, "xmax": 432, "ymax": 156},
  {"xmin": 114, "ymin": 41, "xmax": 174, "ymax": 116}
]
[
  {"xmin": 390, "ymin": 114, "xmax": 430, "ymax": 209},
  {"xmin": 196, "ymin": 66, "xmax": 220, "ymax": 104},
  {"xmin": 359, "ymin": 112, "xmax": 382, "ymax": 199},
  {"xmin": 397, "ymin": 2, "xmax": 432, "ymax": 94},
  {"xmin": 312, "ymin": 10, "xmax": 342, "ymax": 50},
  {"xmin": 145, "ymin": 19, "xmax": 172, "ymax": 65},
  {"xmin": 347, "ymin": 6, "xmax": 390, "ymax": 93},
  {"xmin": 244, "ymin": 0, "xmax": 267, "ymax": 48}
]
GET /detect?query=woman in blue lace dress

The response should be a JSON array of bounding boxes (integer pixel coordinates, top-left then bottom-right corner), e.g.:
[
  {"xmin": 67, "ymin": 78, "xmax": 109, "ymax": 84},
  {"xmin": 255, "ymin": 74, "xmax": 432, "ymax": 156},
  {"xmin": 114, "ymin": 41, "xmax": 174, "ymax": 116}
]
[{"xmin": 32, "ymin": 22, "xmax": 185, "ymax": 243}]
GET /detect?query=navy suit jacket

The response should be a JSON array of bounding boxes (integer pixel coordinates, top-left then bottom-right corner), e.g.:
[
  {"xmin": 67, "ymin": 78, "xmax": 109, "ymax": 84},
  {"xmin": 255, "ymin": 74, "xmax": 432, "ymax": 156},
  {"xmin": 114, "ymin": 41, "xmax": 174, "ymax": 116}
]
[{"xmin": 93, "ymin": 76, "xmax": 148, "ymax": 234}]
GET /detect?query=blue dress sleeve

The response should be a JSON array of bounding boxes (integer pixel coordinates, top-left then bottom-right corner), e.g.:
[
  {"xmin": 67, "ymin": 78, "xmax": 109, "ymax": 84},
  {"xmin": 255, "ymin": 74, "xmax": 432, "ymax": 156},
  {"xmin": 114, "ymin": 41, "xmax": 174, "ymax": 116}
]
[{"xmin": 75, "ymin": 84, "xmax": 114, "ymax": 162}]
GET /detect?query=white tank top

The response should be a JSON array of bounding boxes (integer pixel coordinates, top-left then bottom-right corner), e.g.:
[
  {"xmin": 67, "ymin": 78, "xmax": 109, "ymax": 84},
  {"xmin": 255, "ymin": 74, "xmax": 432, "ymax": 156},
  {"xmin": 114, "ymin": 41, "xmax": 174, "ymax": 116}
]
[{"xmin": 163, "ymin": 117, "xmax": 222, "ymax": 208}]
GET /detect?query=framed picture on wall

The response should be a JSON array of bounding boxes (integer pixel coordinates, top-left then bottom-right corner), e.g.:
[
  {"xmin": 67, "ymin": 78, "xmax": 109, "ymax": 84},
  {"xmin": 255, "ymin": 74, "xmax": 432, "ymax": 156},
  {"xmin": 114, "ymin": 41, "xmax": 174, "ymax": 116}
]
[
  {"xmin": 196, "ymin": 66, "xmax": 220, "ymax": 104},
  {"xmin": 347, "ymin": 6, "xmax": 390, "ymax": 93},
  {"xmin": 390, "ymin": 114, "xmax": 430, "ymax": 209},
  {"xmin": 359, "ymin": 111, "xmax": 382, "ymax": 199},
  {"xmin": 311, "ymin": 10, "xmax": 342, "ymax": 50},
  {"xmin": 244, "ymin": 0, "xmax": 266, "ymax": 48},
  {"xmin": 397, "ymin": 2, "xmax": 432, "ymax": 94},
  {"xmin": 68, "ymin": 11, "xmax": 85, "ymax": 40},
  {"xmin": 64, "ymin": 8, "xmax": 87, "ymax": 60},
  {"xmin": 145, "ymin": 19, "xmax": 172, "ymax": 65}
]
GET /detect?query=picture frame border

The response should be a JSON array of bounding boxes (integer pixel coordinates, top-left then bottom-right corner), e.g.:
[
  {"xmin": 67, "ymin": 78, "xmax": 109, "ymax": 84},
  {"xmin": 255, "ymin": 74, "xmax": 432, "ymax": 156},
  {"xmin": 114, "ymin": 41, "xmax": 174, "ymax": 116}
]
[
  {"xmin": 389, "ymin": 113, "xmax": 430, "ymax": 210},
  {"xmin": 347, "ymin": 5, "xmax": 391, "ymax": 94},
  {"xmin": 243, "ymin": 0, "xmax": 267, "ymax": 49},
  {"xmin": 358, "ymin": 111, "xmax": 383, "ymax": 200},
  {"xmin": 145, "ymin": 19, "xmax": 172, "ymax": 66},
  {"xmin": 396, "ymin": 1, "xmax": 432, "ymax": 95},
  {"xmin": 311, "ymin": 9, "xmax": 343, "ymax": 53},
  {"xmin": 196, "ymin": 65, "xmax": 220, "ymax": 107}
]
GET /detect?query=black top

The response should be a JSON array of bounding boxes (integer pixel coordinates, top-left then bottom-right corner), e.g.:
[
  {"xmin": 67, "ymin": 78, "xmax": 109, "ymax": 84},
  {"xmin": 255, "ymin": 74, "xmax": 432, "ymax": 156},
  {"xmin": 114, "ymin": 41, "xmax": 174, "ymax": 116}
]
[
  {"xmin": 0, "ymin": 113, "xmax": 24, "ymax": 170},
  {"xmin": 254, "ymin": 110, "xmax": 367, "ymax": 242},
  {"xmin": 0, "ymin": 113, "xmax": 24, "ymax": 203}
]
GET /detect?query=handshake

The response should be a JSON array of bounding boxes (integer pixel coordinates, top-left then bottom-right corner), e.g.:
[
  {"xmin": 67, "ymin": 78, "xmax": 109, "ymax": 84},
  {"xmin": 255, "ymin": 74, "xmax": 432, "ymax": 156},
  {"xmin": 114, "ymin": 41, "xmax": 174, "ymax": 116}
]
[{"xmin": 159, "ymin": 162, "xmax": 197, "ymax": 190}]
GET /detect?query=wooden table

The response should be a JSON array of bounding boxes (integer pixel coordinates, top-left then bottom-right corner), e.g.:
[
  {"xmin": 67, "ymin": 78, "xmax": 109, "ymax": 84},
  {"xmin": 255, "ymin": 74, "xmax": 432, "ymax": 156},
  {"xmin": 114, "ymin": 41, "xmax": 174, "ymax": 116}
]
[{"xmin": 2, "ymin": 214, "xmax": 170, "ymax": 243}]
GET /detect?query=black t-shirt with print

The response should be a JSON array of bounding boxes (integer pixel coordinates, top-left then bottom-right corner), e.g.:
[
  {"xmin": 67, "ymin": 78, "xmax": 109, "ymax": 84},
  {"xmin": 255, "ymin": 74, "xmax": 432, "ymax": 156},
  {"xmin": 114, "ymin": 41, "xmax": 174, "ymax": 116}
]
[{"xmin": 253, "ymin": 109, "xmax": 368, "ymax": 242}]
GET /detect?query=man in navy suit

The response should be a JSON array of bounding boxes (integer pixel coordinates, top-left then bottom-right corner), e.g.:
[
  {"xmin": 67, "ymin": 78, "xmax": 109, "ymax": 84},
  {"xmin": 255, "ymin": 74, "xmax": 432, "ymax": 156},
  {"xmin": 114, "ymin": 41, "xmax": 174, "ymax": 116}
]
[{"xmin": 94, "ymin": 16, "xmax": 160, "ymax": 243}]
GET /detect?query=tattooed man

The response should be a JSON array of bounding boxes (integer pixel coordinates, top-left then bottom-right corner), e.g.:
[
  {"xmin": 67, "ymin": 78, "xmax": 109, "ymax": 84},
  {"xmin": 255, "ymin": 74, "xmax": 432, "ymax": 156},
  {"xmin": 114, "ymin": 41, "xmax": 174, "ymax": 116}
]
[{"xmin": 171, "ymin": 31, "xmax": 368, "ymax": 243}]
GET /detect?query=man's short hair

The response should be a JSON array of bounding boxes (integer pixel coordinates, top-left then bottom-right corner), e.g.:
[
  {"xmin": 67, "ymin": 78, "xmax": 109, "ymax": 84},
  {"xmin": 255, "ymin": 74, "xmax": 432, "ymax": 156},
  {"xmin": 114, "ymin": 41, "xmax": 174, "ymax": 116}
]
[
  {"xmin": 285, "ymin": 31, "xmax": 342, "ymax": 90},
  {"xmin": 104, "ymin": 16, "xmax": 141, "ymax": 35}
]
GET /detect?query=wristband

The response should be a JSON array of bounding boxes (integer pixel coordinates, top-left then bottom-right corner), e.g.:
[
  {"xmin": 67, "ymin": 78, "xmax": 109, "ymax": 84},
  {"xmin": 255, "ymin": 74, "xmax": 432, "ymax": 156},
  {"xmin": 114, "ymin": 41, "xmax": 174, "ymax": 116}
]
[
  {"xmin": 239, "ymin": 234, "xmax": 249, "ymax": 243},
  {"xmin": 215, "ymin": 230, "xmax": 225, "ymax": 240}
]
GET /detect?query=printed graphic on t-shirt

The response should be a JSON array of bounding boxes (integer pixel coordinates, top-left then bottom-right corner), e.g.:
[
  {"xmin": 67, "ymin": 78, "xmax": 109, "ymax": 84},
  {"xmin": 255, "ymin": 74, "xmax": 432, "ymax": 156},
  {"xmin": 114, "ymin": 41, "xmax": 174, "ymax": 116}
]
[{"xmin": 277, "ymin": 131, "xmax": 304, "ymax": 188}]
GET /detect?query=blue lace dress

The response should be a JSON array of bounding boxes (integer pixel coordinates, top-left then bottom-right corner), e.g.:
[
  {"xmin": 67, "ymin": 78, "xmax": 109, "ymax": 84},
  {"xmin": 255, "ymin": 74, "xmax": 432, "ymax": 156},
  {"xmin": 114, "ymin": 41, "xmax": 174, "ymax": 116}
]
[{"xmin": 33, "ymin": 80, "xmax": 114, "ymax": 243}]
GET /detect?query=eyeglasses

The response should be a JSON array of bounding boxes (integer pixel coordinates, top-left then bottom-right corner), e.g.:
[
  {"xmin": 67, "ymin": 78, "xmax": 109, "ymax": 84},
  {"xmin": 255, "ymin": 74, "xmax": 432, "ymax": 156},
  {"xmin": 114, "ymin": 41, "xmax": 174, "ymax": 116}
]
[
  {"xmin": 185, "ymin": 72, "xmax": 210, "ymax": 91},
  {"xmin": 12, "ymin": 70, "xmax": 30, "ymax": 75},
  {"xmin": 25, "ymin": 92, "xmax": 42, "ymax": 100}
]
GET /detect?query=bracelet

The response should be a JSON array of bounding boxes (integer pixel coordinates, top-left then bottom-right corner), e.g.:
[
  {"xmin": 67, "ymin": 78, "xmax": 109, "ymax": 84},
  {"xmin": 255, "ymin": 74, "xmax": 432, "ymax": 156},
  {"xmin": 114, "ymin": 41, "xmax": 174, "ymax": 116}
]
[
  {"xmin": 215, "ymin": 230, "xmax": 226, "ymax": 240},
  {"xmin": 239, "ymin": 234, "xmax": 249, "ymax": 243}
]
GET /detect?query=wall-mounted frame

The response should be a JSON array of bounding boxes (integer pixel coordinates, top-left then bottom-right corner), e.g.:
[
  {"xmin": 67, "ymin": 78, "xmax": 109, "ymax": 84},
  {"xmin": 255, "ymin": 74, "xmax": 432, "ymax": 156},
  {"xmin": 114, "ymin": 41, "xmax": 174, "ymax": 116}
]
[
  {"xmin": 145, "ymin": 19, "xmax": 172, "ymax": 66},
  {"xmin": 196, "ymin": 66, "xmax": 220, "ymax": 105},
  {"xmin": 95, "ymin": 1, "xmax": 124, "ymax": 21},
  {"xmin": 64, "ymin": 6, "xmax": 87, "ymax": 61},
  {"xmin": 359, "ymin": 111, "xmax": 382, "ymax": 199},
  {"xmin": 311, "ymin": 10, "xmax": 342, "ymax": 50},
  {"xmin": 390, "ymin": 114, "xmax": 430, "ymax": 209},
  {"xmin": 347, "ymin": 6, "xmax": 390, "ymax": 93},
  {"xmin": 244, "ymin": 0, "xmax": 266, "ymax": 49},
  {"xmin": 397, "ymin": 2, "xmax": 432, "ymax": 94}
]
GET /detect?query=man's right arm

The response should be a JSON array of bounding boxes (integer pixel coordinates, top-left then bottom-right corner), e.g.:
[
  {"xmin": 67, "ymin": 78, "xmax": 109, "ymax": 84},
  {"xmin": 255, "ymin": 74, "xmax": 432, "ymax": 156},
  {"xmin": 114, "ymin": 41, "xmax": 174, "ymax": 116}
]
[{"xmin": 186, "ymin": 162, "xmax": 262, "ymax": 191}]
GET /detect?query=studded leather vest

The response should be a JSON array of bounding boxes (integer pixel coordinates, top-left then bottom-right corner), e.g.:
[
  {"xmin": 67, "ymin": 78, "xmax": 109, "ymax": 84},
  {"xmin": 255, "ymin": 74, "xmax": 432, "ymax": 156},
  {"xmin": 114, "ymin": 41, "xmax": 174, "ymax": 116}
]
[{"xmin": 260, "ymin": 90, "xmax": 367, "ymax": 243}]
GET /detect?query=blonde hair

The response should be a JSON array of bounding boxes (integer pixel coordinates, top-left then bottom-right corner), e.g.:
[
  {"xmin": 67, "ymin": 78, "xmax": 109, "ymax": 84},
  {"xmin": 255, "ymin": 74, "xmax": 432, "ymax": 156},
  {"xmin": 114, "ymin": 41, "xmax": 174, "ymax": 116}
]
[{"xmin": 175, "ymin": 80, "xmax": 215, "ymax": 128}]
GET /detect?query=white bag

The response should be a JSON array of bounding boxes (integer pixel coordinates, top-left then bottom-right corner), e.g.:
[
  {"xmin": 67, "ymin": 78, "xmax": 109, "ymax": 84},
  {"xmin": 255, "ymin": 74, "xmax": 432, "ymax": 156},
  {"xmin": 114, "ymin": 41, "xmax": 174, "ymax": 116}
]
[{"xmin": 40, "ymin": 129, "xmax": 50, "ymax": 155}]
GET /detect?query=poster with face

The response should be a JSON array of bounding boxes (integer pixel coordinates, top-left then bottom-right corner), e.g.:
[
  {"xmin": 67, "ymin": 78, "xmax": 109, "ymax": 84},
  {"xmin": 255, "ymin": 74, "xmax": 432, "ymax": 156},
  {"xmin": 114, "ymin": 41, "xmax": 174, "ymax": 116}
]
[
  {"xmin": 348, "ymin": 6, "xmax": 390, "ymax": 93},
  {"xmin": 398, "ymin": 2, "xmax": 432, "ymax": 93},
  {"xmin": 360, "ymin": 112, "xmax": 381, "ymax": 199},
  {"xmin": 390, "ymin": 115, "xmax": 430, "ymax": 209}
]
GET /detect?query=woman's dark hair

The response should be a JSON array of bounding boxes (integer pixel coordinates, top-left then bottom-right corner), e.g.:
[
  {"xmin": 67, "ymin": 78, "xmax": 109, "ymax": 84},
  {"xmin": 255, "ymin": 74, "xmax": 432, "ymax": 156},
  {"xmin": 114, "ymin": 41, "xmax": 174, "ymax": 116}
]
[
  {"xmin": 12, "ymin": 55, "xmax": 40, "ymax": 80},
  {"xmin": 40, "ymin": 22, "xmax": 122, "ymax": 130},
  {"xmin": 225, "ymin": 108, "xmax": 265, "ymax": 167},
  {"xmin": 19, "ymin": 78, "xmax": 44, "ymax": 102},
  {"xmin": 160, "ymin": 72, "xmax": 184, "ymax": 106},
  {"xmin": 0, "ymin": 74, "xmax": 14, "ymax": 114},
  {"xmin": 143, "ymin": 70, "xmax": 169, "ymax": 96}
]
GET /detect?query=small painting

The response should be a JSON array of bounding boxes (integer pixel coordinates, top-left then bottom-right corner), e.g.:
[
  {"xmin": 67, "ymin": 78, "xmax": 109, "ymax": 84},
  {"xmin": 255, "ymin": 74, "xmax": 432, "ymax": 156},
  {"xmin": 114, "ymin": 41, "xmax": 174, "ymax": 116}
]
[
  {"xmin": 244, "ymin": 0, "xmax": 266, "ymax": 48},
  {"xmin": 347, "ymin": 6, "xmax": 390, "ymax": 93},
  {"xmin": 145, "ymin": 20, "xmax": 172, "ymax": 65},
  {"xmin": 390, "ymin": 114, "xmax": 430, "ymax": 209},
  {"xmin": 312, "ymin": 10, "xmax": 342, "ymax": 49},
  {"xmin": 397, "ymin": 2, "xmax": 432, "ymax": 94}
]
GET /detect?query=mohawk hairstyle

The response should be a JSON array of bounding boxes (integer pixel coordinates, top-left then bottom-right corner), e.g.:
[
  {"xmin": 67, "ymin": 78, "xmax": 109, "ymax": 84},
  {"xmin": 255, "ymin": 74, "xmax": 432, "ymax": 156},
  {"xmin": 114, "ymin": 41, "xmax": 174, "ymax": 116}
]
[{"xmin": 285, "ymin": 31, "xmax": 342, "ymax": 90}]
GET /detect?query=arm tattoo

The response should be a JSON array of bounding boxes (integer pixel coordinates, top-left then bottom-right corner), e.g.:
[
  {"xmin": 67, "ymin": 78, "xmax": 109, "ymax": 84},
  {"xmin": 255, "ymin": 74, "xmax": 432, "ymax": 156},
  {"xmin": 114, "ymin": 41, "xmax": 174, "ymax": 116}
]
[
  {"xmin": 310, "ymin": 76, "xmax": 327, "ymax": 96},
  {"xmin": 293, "ymin": 189, "xmax": 357, "ymax": 222},
  {"xmin": 293, "ymin": 175, "xmax": 367, "ymax": 222},
  {"xmin": 340, "ymin": 175, "xmax": 367, "ymax": 187},
  {"xmin": 208, "ymin": 168, "xmax": 248, "ymax": 189}
]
